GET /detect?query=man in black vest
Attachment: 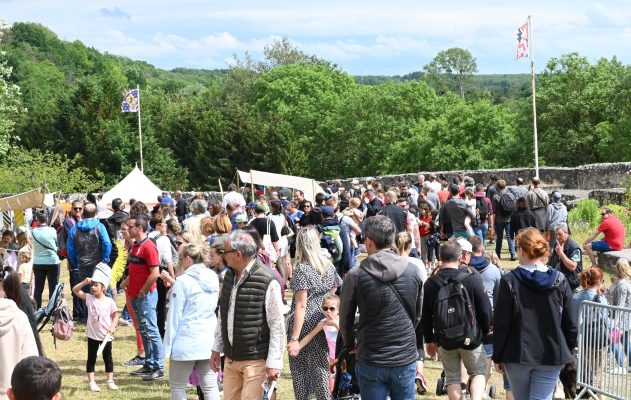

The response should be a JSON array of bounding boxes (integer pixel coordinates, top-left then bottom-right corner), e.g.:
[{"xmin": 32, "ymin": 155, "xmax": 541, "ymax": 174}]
[
  {"xmin": 549, "ymin": 223, "xmax": 583, "ymax": 291},
  {"xmin": 340, "ymin": 216, "xmax": 424, "ymax": 399},
  {"xmin": 211, "ymin": 230, "xmax": 284, "ymax": 399}
]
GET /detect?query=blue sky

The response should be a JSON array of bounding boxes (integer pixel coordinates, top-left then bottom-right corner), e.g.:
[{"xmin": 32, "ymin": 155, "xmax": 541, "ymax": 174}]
[{"xmin": 2, "ymin": 0, "xmax": 630, "ymax": 75}]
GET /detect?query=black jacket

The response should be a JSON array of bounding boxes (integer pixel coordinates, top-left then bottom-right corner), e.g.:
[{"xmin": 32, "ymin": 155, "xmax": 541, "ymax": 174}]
[
  {"xmin": 340, "ymin": 249, "xmax": 423, "ymax": 367},
  {"xmin": 421, "ymin": 266, "xmax": 492, "ymax": 349},
  {"xmin": 380, "ymin": 203, "xmax": 407, "ymax": 233},
  {"xmin": 365, "ymin": 198, "xmax": 383, "ymax": 218},
  {"xmin": 439, "ymin": 197, "xmax": 474, "ymax": 234},
  {"xmin": 492, "ymin": 267, "xmax": 578, "ymax": 366},
  {"xmin": 509, "ymin": 209, "xmax": 537, "ymax": 240}
]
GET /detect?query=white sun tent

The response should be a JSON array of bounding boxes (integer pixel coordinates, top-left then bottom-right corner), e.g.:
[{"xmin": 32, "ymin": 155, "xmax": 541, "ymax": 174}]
[
  {"xmin": 237, "ymin": 169, "xmax": 325, "ymax": 202},
  {"xmin": 100, "ymin": 166, "xmax": 163, "ymax": 206}
]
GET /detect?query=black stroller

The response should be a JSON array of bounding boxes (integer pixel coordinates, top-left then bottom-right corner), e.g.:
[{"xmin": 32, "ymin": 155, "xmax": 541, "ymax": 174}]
[
  {"xmin": 332, "ymin": 346, "xmax": 360, "ymax": 400},
  {"xmin": 34, "ymin": 282, "xmax": 64, "ymax": 332}
]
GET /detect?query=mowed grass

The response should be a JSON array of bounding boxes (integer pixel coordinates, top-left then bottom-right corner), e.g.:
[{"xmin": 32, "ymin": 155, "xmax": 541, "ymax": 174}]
[{"xmin": 41, "ymin": 238, "xmax": 606, "ymax": 399}]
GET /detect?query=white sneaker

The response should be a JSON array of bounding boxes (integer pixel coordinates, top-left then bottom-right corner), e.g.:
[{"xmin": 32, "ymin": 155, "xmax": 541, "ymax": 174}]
[
  {"xmin": 107, "ymin": 381, "xmax": 119, "ymax": 390},
  {"xmin": 89, "ymin": 381, "xmax": 101, "ymax": 392},
  {"xmin": 610, "ymin": 366, "xmax": 628, "ymax": 375}
]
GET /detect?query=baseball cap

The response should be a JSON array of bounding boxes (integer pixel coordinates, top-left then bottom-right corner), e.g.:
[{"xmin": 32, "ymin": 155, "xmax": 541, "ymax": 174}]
[
  {"xmin": 321, "ymin": 206, "xmax": 335, "ymax": 218},
  {"xmin": 351, "ymin": 179, "xmax": 359, "ymax": 185},
  {"xmin": 552, "ymin": 192, "xmax": 562, "ymax": 201},
  {"xmin": 254, "ymin": 202, "xmax": 269, "ymax": 213},
  {"xmin": 457, "ymin": 238, "xmax": 473, "ymax": 253},
  {"xmin": 235, "ymin": 213, "xmax": 248, "ymax": 224}
]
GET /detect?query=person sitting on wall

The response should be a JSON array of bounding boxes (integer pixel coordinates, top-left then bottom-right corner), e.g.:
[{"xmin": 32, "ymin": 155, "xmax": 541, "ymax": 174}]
[{"xmin": 583, "ymin": 208, "xmax": 626, "ymax": 268}]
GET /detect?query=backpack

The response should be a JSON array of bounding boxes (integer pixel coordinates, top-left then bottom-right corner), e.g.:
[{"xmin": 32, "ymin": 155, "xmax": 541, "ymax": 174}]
[
  {"xmin": 432, "ymin": 269, "xmax": 480, "ymax": 350},
  {"xmin": 587, "ymin": 293, "xmax": 610, "ymax": 348},
  {"xmin": 496, "ymin": 191, "xmax": 516, "ymax": 217},
  {"xmin": 319, "ymin": 224, "xmax": 343, "ymax": 263},
  {"xmin": 51, "ymin": 298, "xmax": 74, "ymax": 347},
  {"xmin": 476, "ymin": 197, "xmax": 489, "ymax": 222},
  {"xmin": 56, "ymin": 227, "xmax": 68, "ymax": 260},
  {"xmin": 152, "ymin": 234, "xmax": 179, "ymax": 270}
]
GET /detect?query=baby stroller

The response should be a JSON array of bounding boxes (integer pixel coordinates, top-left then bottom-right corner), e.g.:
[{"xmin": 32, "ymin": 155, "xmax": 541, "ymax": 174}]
[
  {"xmin": 34, "ymin": 282, "xmax": 64, "ymax": 332},
  {"xmin": 332, "ymin": 347, "xmax": 360, "ymax": 400}
]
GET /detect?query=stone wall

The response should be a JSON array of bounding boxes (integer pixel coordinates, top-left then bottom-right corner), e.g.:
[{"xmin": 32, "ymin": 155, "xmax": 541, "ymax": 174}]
[
  {"xmin": 588, "ymin": 188, "xmax": 627, "ymax": 206},
  {"xmin": 324, "ymin": 162, "xmax": 631, "ymax": 191}
]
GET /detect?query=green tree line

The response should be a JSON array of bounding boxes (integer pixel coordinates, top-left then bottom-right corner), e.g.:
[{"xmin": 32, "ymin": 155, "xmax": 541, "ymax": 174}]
[{"xmin": 0, "ymin": 22, "xmax": 630, "ymax": 192}]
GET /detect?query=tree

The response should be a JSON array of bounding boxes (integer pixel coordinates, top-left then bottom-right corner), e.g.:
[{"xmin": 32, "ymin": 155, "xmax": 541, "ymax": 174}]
[
  {"xmin": 423, "ymin": 47, "xmax": 478, "ymax": 99},
  {"xmin": 0, "ymin": 22, "xmax": 24, "ymax": 155}
]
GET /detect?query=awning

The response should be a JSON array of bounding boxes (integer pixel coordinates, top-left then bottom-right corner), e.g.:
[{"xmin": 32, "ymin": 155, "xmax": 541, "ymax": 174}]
[{"xmin": 237, "ymin": 169, "xmax": 325, "ymax": 202}]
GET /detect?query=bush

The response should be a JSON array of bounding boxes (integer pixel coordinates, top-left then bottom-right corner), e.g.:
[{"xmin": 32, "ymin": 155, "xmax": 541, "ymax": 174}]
[{"xmin": 568, "ymin": 199, "xmax": 601, "ymax": 232}]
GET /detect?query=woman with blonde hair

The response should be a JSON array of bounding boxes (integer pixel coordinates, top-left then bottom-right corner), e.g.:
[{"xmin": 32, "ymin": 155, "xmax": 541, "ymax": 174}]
[
  {"xmin": 612, "ymin": 258, "xmax": 631, "ymax": 370},
  {"xmin": 493, "ymin": 228, "xmax": 577, "ymax": 400},
  {"xmin": 164, "ymin": 242, "xmax": 219, "ymax": 400},
  {"xmin": 287, "ymin": 226, "xmax": 341, "ymax": 400},
  {"xmin": 200, "ymin": 216, "xmax": 215, "ymax": 239}
]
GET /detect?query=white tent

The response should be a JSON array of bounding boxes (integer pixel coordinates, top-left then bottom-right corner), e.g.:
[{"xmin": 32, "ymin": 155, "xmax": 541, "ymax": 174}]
[
  {"xmin": 237, "ymin": 169, "xmax": 325, "ymax": 202},
  {"xmin": 100, "ymin": 166, "xmax": 162, "ymax": 206}
]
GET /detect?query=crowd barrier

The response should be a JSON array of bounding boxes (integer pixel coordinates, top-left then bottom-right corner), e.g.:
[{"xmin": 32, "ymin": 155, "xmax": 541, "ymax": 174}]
[{"xmin": 576, "ymin": 300, "xmax": 631, "ymax": 399}]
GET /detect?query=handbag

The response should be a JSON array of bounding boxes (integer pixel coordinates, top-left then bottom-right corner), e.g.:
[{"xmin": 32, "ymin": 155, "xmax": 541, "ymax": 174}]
[{"xmin": 263, "ymin": 218, "xmax": 278, "ymax": 263}]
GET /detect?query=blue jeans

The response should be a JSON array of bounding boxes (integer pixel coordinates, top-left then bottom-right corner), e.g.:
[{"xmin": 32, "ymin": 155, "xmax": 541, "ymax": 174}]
[
  {"xmin": 68, "ymin": 265, "xmax": 87, "ymax": 320},
  {"xmin": 473, "ymin": 223, "xmax": 488, "ymax": 247},
  {"xmin": 130, "ymin": 290, "xmax": 163, "ymax": 371},
  {"xmin": 355, "ymin": 362, "xmax": 416, "ymax": 400},
  {"xmin": 505, "ymin": 363, "xmax": 561, "ymax": 400},
  {"xmin": 495, "ymin": 221, "xmax": 515, "ymax": 258}
]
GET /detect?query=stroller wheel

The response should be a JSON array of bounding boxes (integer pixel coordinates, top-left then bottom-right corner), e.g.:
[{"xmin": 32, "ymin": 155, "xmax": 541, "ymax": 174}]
[{"xmin": 489, "ymin": 384, "xmax": 497, "ymax": 399}]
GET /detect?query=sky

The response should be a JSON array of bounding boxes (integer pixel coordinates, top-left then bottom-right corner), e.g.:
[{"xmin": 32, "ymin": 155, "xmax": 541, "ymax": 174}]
[{"xmin": 2, "ymin": 0, "xmax": 630, "ymax": 75}]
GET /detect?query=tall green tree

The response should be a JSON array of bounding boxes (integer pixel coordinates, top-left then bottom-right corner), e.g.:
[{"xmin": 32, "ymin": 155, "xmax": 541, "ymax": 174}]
[{"xmin": 423, "ymin": 47, "xmax": 478, "ymax": 99}]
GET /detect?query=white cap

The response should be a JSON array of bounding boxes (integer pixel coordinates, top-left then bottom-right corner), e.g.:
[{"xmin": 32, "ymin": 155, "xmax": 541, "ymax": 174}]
[
  {"xmin": 92, "ymin": 262, "xmax": 112, "ymax": 288},
  {"xmin": 456, "ymin": 238, "xmax": 473, "ymax": 253},
  {"xmin": 351, "ymin": 179, "xmax": 360, "ymax": 185}
]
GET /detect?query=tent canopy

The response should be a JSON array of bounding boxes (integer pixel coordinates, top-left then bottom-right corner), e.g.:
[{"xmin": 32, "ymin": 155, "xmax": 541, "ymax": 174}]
[
  {"xmin": 101, "ymin": 166, "xmax": 163, "ymax": 206},
  {"xmin": 237, "ymin": 169, "xmax": 324, "ymax": 202},
  {"xmin": 0, "ymin": 187, "xmax": 46, "ymax": 212}
]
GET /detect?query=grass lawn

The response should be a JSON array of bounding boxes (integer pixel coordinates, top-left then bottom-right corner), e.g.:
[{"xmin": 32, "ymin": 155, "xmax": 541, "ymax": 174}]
[{"xmin": 40, "ymin": 237, "xmax": 607, "ymax": 399}]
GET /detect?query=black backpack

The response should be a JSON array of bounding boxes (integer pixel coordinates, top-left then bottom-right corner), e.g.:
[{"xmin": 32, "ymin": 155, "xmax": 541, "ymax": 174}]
[
  {"xmin": 476, "ymin": 197, "xmax": 489, "ymax": 221},
  {"xmin": 496, "ymin": 192, "xmax": 516, "ymax": 217},
  {"xmin": 432, "ymin": 269, "xmax": 480, "ymax": 350}
]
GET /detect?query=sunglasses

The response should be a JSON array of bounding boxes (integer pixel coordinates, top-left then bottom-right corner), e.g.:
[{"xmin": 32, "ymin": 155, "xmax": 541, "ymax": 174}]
[
  {"xmin": 322, "ymin": 306, "xmax": 337, "ymax": 312},
  {"xmin": 73, "ymin": 207, "xmax": 83, "ymax": 211},
  {"xmin": 601, "ymin": 213, "xmax": 608, "ymax": 216},
  {"xmin": 218, "ymin": 248, "xmax": 238, "ymax": 255},
  {"xmin": 304, "ymin": 205, "xmax": 312, "ymax": 208},
  {"xmin": 176, "ymin": 241, "xmax": 184, "ymax": 246}
]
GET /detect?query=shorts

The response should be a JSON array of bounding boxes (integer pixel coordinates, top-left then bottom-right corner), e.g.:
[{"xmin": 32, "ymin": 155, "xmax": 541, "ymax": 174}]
[
  {"xmin": 438, "ymin": 345, "xmax": 486, "ymax": 386},
  {"xmin": 484, "ymin": 343, "xmax": 493, "ymax": 358},
  {"xmin": 453, "ymin": 230, "xmax": 470, "ymax": 239},
  {"xmin": 591, "ymin": 240, "xmax": 613, "ymax": 253}
]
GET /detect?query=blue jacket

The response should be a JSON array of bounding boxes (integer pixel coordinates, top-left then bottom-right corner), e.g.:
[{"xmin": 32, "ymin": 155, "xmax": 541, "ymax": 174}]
[
  {"xmin": 163, "ymin": 263, "xmax": 219, "ymax": 361},
  {"xmin": 67, "ymin": 218, "xmax": 112, "ymax": 268}
]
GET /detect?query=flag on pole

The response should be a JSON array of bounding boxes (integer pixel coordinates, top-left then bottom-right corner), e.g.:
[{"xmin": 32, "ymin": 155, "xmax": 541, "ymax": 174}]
[
  {"xmin": 121, "ymin": 88, "xmax": 139, "ymax": 112},
  {"xmin": 515, "ymin": 21, "xmax": 529, "ymax": 60}
]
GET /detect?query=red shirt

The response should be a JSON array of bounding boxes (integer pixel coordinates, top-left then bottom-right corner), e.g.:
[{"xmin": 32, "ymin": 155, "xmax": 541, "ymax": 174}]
[
  {"xmin": 127, "ymin": 237, "xmax": 160, "ymax": 298},
  {"xmin": 419, "ymin": 216, "xmax": 432, "ymax": 237},
  {"xmin": 598, "ymin": 216, "xmax": 626, "ymax": 251},
  {"xmin": 437, "ymin": 190, "xmax": 450, "ymax": 204}
]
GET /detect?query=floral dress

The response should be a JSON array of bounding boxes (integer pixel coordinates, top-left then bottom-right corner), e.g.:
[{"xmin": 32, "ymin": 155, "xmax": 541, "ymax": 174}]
[{"xmin": 287, "ymin": 261, "xmax": 341, "ymax": 400}]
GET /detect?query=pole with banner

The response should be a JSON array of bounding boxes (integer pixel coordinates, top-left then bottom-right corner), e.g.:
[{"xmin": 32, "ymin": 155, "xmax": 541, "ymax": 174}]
[
  {"xmin": 121, "ymin": 86, "xmax": 144, "ymax": 172},
  {"xmin": 516, "ymin": 16, "xmax": 539, "ymax": 178}
]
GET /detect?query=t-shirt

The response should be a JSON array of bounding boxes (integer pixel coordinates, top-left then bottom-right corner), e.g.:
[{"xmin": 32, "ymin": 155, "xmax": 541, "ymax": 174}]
[
  {"xmin": 249, "ymin": 217, "xmax": 279, "ymax": 242},
  {"xmin": 288, "ymin": 210, "xmax": 304, "ymax": 223},
  {"xmin": 598, "ymin": 217, "xmax": 626, "ymax": 251},
  {"xmin": 85, "ymin": 294, "xmax": 117, "ymax": 341},
  {"xmin": 419, "ymin": 216, "xmax": 432, "ymax": 237},
  {"xmin": 324, "ymin": 325, "xmax": 338, "ymax": 360},
  {"xmin": 437, "ymin": 190, "xmax": 450, "ymax": 204},
  {"xmin": 127, "ymin": 237, "xmax": 160, "ymax": 298}
]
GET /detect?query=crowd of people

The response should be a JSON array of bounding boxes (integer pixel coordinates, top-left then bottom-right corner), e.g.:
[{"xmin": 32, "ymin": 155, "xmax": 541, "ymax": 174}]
[{"xmin": 0, "ymin": 173, "xmax": 629, "ymax": 400}]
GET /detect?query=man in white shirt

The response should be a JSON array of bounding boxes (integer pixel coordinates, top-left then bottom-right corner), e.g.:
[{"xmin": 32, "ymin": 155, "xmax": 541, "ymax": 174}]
[
  {"xmin": 211, "ymin": 230, "xmax": 284, "ymax": 400},
  {"xmin": 222, "ymin": 184, "xmax": 246, "ymax": 210}
]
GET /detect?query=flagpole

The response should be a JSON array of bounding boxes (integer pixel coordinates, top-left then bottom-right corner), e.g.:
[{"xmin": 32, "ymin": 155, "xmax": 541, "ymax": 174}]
[
  {"xmin": 137, "ymin": 84, "xmax": 144, "ymax": 172},
  {"xmin": 528, "ymin": 15, "xmax": 540, "ymax": 178}
]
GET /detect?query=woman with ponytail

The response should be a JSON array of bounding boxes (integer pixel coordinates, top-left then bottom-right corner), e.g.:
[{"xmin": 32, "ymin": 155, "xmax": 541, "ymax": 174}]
[{"xmin": 493, "ymin": 228, "xmax": 578, "ymax": 400}]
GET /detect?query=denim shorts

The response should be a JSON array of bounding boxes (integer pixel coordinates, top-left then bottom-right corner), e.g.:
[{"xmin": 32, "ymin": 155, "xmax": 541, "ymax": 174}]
[{"xmin": 591, "ymin": 240, "xmax": 612, "ymax": 252}]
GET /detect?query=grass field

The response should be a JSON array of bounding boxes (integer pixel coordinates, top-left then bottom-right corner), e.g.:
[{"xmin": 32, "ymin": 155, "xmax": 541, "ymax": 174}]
[{"xmin": 37, "ymin": 239, "xmax": 608, "ymax": 399}]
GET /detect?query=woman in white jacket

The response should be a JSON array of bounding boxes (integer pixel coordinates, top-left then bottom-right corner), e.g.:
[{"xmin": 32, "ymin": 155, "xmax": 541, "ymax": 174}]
[{"xmin": 163, "ymin": 242, "xmax": 219, "ymax": 400}]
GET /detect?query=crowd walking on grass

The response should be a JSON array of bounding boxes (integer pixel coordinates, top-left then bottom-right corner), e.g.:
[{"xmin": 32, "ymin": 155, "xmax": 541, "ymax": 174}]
[{"xmin": 0, "ymin": 174, "xmax": 630, "ymax": 400}]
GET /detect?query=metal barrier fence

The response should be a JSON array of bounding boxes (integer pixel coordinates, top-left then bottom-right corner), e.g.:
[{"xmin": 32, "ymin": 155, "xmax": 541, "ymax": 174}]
[{"xmin": 576, "ymin": 300, "xmax": 631, "ymax": 400}]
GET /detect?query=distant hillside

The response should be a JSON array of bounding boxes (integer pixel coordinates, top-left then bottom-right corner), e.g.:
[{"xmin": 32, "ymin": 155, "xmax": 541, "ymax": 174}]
[{"xmin": 354, "ymin": 72, "xmax": 530, "ymax": 99}]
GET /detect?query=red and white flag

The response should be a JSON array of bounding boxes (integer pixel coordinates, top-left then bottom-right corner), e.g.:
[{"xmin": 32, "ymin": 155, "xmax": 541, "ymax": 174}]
[{"xmin": 515, "ymin": 21, "xmax": 529, "ymax": 60}]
